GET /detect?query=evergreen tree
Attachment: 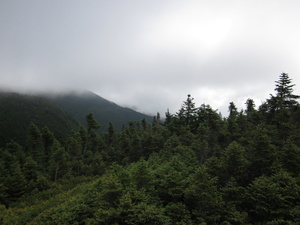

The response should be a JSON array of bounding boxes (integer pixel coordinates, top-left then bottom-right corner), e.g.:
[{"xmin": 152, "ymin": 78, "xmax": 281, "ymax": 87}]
[
  {"xmin": 197, "ymin": 104, "xmax": 224, "ymax": 150},
  {"xmin": 6, "ymin": 162, "xmax": 27, "ymax": 201},
  {"xmin": 221, "ymin": 141, "xmax": 250, "ymax": 185},
  {"xmin": 23, "ymin": 156, "xmax": 39, "ymax": 182},
  {"xmin": 141, "ymin": 118, "xmax": 148, "ymax": 130},
  {"xmin": 84, "ymin": 113, "xmax": 101, "ymax": 153},
  {"xmin": 86, "ymin": 113, "xmax": 101, "ymax": 133},
  {"xmin": 184, "ymin": 166, "xmax": 224, "ymax": 224},
  {"xmin": 177, "ymin": 94, "xmax": 197, "ymax": 130},
  {"xmin": 67, "ymin": 135, "xmax": 82, "ymax": 159},
  {"xmin": 227, "ymin": 102, "xmax": 239, "ymax": 141},
  {"xmin": 267, "ymin": 72, "xmax": 299, "ymax": 116},
  {"xmin": 245, "ymin": 98, "xmax": 256, "ymax": 115},
  {"xmin": 131, "ymin": 159, "xmax": 153, "ymax": 190},
  {"xmin": 247, "ymin": 126, "xmax": 278, "ymax": 178},
  {"xmin": 228, "ymin": 102, "xmax": 238, "ymax": 119},
  {"xmin": 246, "ymin": 170, "xmax": 300, "ymax": 223},
  {"xmin": 5, "ymin": 141, "xmax": 24, "ymax": 165},
  {"xmin": 274, "ymin": 72, "xmax": 299, "ymax": 108},
  {"xmin": 221, "ymin": 178, "xmax": 248, "ymax": 224},
  {"xmin": 267, "ymin": 73, "xmax": 300, "ymax": 140},
  {"xmin": 280, "ymin": 140, "xmax": 300, "ymax": 175},
  {"xmin": 26, "ymin": 123, "xmax": 43, "ymax": 165},
  {"xmin": 152, "ymin": 112, "xmax": 161, "ymax": 127},
  {"xmin": 0, "ymin": 156, "xmax": 8, "ymax": 205},
  {"xmin": 42, "ymin": 126, "xmax": 55, "ymax": 163},
  {"xmin": 107, "ymin": 122, "xmax": 115, "ymax": 145},
  {"xmin": 48, "ymin": 141, "xmax": 70, "ymax": 181},
  {"xmin": 243, "ymin": 98, "xmax": 258, "ymax": 133}
]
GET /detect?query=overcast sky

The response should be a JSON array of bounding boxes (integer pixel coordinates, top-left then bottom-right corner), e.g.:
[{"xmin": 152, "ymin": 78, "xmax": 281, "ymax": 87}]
[{"xmin": 1, "ymin": 0, "xmax": 300, "ymax": 116}]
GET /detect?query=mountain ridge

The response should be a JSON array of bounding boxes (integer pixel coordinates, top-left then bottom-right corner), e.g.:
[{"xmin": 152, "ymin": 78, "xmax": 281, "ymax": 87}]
[
  {"xmin": 0, "ymin": 91, "xmax": 81, "ymax": 146},
  {"xmin": 0, "ymin": 90, "xmax": 153, "ymax": 146},
  {"xmin": 45, "ymin": 90, "xmax": 153, "ymax": 131}
]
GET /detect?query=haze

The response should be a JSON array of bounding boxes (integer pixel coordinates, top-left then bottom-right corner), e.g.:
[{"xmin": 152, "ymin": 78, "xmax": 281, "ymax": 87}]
[{"xmin": 1, "ymin": 0, "xmax": 300, "ymax": 116}]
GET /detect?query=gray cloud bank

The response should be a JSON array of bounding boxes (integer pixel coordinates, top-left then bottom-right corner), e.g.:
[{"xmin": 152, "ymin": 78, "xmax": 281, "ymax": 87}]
[{"xmin": 1, "ymin": 0, "xmax": 300, "ymax": 116}]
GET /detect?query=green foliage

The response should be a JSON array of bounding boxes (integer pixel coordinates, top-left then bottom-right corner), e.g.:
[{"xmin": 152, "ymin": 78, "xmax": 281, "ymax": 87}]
[
  {"xmin": 245, "ymin": 170, "xmax": 300, "ymax": 223},
  {"xmin": 0, "ymin": 92, "xmax": 80, "ymax": 147},
  {"xmin": 273, "ymin": 72, "xmax": 299, "ymax": 108},
  {"xmin": 48, "ymin": 90, "xmax": 153, "ymax": 131},
  {"xmin": 48, "ymin": 141, "xmax": 70, "ymax": 181},
  {"xmin": 280, "ymin": 140, "xmax": 300, "ymax": 175},
  {"xmin": 219, "ymin": 141, "xmax": 250, "ymax": 185},
  {"xmin": 184, "ymin": 166, "xmax": 224, "ymax": 224},
  {"xmin": 246, "ymin": 125, "xmax": 278, "ymax": 177},
  {"xmin": 1, "ymin": 72, "xmax": 300, "ymax": 224},
  {"xmin": 26, "ymin": 123, "xmax": 43, "ymax": 164}
]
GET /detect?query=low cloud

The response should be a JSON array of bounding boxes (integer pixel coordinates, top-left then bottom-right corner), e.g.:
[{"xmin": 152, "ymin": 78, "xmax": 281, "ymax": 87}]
[{"xmin": 1, "ymin": 0, "xmax": 300, "ymax": 116}]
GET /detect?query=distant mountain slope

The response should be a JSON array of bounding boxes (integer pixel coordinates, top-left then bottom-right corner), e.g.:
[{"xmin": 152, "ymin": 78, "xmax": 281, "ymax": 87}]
[
  {"xmin": 47, "ymin": 90, "xmax": 153, "ymax": 131},
  {"xmin": 0, "ymin": 90, "xmax": 153, "ymax": 147},
  {"xmin": 0, "ymin": 92, "xmax": 81, "ymax": 147}
]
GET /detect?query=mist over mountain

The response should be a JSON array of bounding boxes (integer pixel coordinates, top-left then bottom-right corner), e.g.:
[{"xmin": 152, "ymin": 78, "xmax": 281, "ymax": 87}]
[
  {"xmin": 0, "ymin": 91, "xmax": 81, "ymax": 146},
  {"xmin": 1, "ymin": 73, "xmax": 300, "ymax": 224},
  {"xmin": 0, "ymin": 89, "xmax": 153, "ymax": 147},
  {"xmin": 44, "ymin": 90, "xmax": 153, "ymax": 131}
]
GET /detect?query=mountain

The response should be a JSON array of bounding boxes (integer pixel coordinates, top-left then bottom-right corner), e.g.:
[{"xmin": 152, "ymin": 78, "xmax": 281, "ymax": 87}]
[
  {"xmin": 0, "ymin": 91, "xmax": 81, "ymax": 147},
  {"xmin": 0, "ymin": 90, "xmax": 153, "ymax": 147},
  {"xmin": 46, "ymin": 90, "xmax": 153, "ymax": 131}
]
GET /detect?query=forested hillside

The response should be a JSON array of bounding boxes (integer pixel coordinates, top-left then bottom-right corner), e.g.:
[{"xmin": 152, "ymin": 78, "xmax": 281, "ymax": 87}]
[
  {"xmin": 45, "ymin": 90, "xmax": 153, "ymax": 131},
  {"xmin": 0, "ymin": 92, "xmax": 80, "ymax": 147},
  {"xmin": 1, "ymin": 73, "xmax": 300, "ymax": 224},
  {"xmin": 0, "ymin": 90, "xmax": 153, "ymax": 147}
]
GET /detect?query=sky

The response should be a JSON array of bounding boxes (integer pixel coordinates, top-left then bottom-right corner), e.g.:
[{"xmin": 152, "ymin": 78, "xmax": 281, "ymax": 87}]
[{"xmin": 1, "ymin": 0, "xmax": 300, "ymax": 116}]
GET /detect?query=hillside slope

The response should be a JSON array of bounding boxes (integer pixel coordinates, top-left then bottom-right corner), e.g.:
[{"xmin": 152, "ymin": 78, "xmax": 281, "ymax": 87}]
[
  {"xmin": 0, "ymin": 92, "xmax": 81, "ymax": 147},
  {"xmin": 0, "ymin": 90, "xmax": 153, "ymax": 147},
  {"xmin": 47, "ymin": 90, "xmax": 153, "ymax": 131}
]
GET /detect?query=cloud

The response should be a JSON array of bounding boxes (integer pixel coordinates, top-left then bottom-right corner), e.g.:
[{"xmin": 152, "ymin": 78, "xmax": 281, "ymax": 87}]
[{"xmin": 1, "ymin": 0, "xmax": 300, "ymax": 116}]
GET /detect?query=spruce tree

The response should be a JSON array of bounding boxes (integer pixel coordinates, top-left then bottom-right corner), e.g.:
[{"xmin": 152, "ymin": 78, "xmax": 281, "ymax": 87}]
[
  {"xmin": 26, "ymin": 123, "xmax": 43, "ymax": 165},
  {"xmin": 267, "ymin": 73, "xmax": 300, "ymax": 139},
  {"xmin": 245, "ymin": 98, "xmax": 256, "ymax": 115},
  {"xmin": 177, "ymin": 94, "xmax": 198, "ymax": 132},
  {"xmin": 84, "ymin": 113, "xmax": 101, "ymax": 154},
  {"xmin": 275, "ymin": 73, "xmax": 299, "ymax": 104},
  {"xmin": 269, "ymin": 72, "xmax": 299, "ymax": 110}
]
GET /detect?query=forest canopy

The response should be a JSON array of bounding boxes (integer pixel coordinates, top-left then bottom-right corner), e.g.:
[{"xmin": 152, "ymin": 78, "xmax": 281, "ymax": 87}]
[{"xmin": 1, "ymin": 72, "xmax": 300, "ymax": 224}]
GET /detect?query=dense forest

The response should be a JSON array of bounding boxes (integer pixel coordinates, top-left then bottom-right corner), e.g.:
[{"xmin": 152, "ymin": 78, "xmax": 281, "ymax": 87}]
[
  {"xmin": 1, "ymin": 73, "xmax": 300, "ymax": 224},
  {"xmin": 0, "ymin": 90, "xmax": 153, "ymax": 147}
]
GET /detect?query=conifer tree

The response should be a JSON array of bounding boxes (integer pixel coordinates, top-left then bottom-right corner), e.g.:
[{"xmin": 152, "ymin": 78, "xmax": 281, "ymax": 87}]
[
  {"xmin": 5, "ymin": 141, "xmax": 25, "ymax": 165},
  {"xmin": 84, "ymin": 113, "xmax": 101, "ymax": 154},
  {"xmin": 178, "ymin": 94, "xmax": 197, "ymax": 125},
  {"xmin": 228, "ymin": 102, "xmax": 238, "ymax": 119},
  {"xmin": 0, "ymin": 156, "xmax": 8, "ymax": 205},
  {"xmin": 26, "ymin": 123, "xmax": 43, "ymax": 165},
  {"xmin": 269, "ymin": 72, "xmax": 299, "ymax": 110},
  {"xmin": 221, "ymin": 141, "xmax": 249, "ymax": 184},
  {"xmin": 275, "ymin": 72, "xmax": 299, "ymax": 105},
  {"xmin": 227, "ymin": 102, "xmax": 239, "ymax": 142},
  {"xmin": 266, "ymin": 73, "xmax": 300, "ymax": 140},
  {"xmin": 107, "ymin": 122, "xmax": 115, "ymax": 145},
  {"xmin": 42, "ymin": 126, "xmax": 55, "ymax": 163},
  {"xmin": 245, "ymin": 98, "xmax": 256, "ymax": 115},
  {"xmin": 4, "ymin": 158, "xmax": 27, "ymax": 202},
  {"xmin": 48, "ymin": 141, "xmax": 70, "ymax": 181},
  {"xmin": 86, "ymin": 113, "xmax": 101, "ymax": 133},
  {"xmin": 23, "ymin": 156, "xmax": 38, "ymax": 182}
]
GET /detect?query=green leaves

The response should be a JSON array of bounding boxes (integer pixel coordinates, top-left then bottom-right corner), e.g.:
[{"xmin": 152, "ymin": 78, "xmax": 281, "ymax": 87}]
[
  {"xmin": 246, "ymin": 170, "xmax": 300, "ymax": 223},
  {"xmin": 184, "ymin": 167, "xmax": 223, "ymax": 224},
  {"xmin": 221, "ymin": 141, "xmax": 250, "ymax": 184},
  {"xmin": 1, "ymin": 74, "xmax": 300, "ymax": 224}
]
